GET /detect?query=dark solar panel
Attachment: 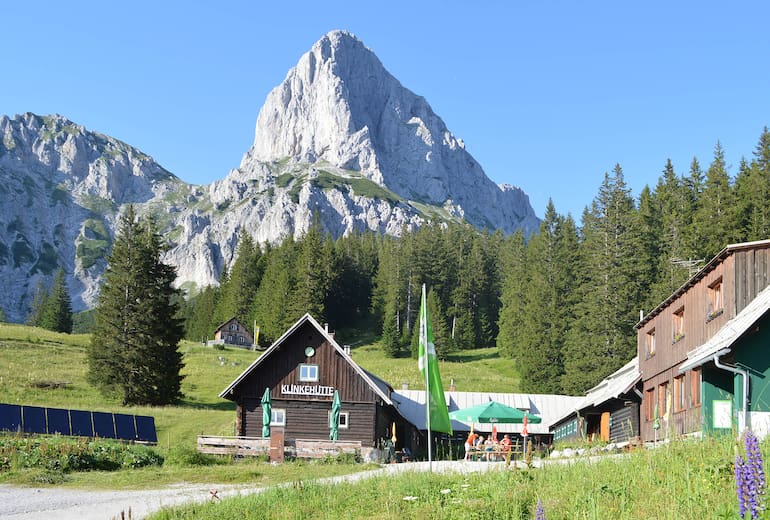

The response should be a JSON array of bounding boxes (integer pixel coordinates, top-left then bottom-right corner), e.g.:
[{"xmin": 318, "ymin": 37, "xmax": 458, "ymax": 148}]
[
  {"xmin": 70, "ymin": 409, "xmax": 93, "ymax": 437},
  {"xmin": 46, "ymin": 408, "xmax": 71, "ymax": 435},
  {"xmin": 135, "ymin": 415, "xmax": 158, "ymax": 443},
  {"xmin": 113, "ymin": 414, "xmax": 137, "ymax": 441},
  {"xmin": 0, "ymin": 403, "xmax": 22, "ymax": 432},
  {"xmin": 22, "ymin": 406, "xmax": 47, "ymax": 434},
  {"xmin": 92, "ymin": 412, "xmax": 116, "ymax": 439}
]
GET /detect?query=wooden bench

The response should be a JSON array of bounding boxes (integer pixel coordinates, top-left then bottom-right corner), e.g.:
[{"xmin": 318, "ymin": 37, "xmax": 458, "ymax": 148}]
[{"xmin": 197, "ymin": 435, "xmax": 269, "ymax": 456}]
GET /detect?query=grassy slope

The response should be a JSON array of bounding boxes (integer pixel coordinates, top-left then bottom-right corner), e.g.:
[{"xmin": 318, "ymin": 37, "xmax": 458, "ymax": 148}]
[
  {"xmin": 0, "ymin": 323, "xmax": 520, "ymax": 450},
  {"xmin": 0, "ymin": 323, "xmax": 258, "ymax": 450}
]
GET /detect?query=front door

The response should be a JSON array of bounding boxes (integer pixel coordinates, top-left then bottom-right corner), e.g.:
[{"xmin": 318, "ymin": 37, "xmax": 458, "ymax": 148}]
[{"xmin": 600, "ymin": 412, "xmax": 610, "ymax": 441}]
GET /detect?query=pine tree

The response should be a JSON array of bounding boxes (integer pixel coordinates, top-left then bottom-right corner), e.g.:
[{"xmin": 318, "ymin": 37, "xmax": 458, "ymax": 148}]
[
  {"xmin": 695, "ymin": 142, "xmax": 737, "ymax": 257},
  {"xmin": 380, "ymin": 298, "xmax": 401, "ymax": 358},
  {"xmin": 562, "ymin": 166, "xmax": 642, "ymax": 394},
  {"xmin": 38, "ymin": 268, "xmax": 72, "ymax": 333},
  {"xmin": 287, "ymin": 218, "xmax": 329, "ymax": 322},
  {"xmin": 251, "ymin": 238, "xmax": 296, "ymax": 343},
  {"xmin": 515, "ymin": 201, "xmax": 576, "ymax": 393},
  {"xmin": 183, "ymin": 285, "xmax": 220, "ymax": 343},
  {"xmin": 88, "ymin": 206, "xmax": 184, "ymax": 405},
  {"xmin": 217, "ymin": 232, "xmax": 262, "ymax": 325},
  {"xmin": 26, "ymin": 280, "xmax": 49, "ymax": 327},
  {"xmin": 497, "ymin": 230, "xmax": 527, "ymax": 361}
]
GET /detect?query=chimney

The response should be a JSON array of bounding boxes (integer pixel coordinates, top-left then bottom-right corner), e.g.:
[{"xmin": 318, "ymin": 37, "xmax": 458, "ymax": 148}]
[
  {"xmin": 343, "ymin": 345, "xmax": 351, "ymax": 355},
  {"xmin": 402, "ymin": 382, "xmax": 409, "ymax": 390},
  {"xmin": 449, "ymin": 378, "xmax": 456, "ymax": 392}
]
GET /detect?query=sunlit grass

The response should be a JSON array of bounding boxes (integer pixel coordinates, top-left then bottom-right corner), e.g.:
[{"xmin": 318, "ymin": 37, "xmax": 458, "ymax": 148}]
[
  {"xmin": 351, "ymin": 344, "xmax": 520, "ymax": 393},
  {"xmin": 151, "ymin": 436, "xmax": 747, "ymax": 519}
]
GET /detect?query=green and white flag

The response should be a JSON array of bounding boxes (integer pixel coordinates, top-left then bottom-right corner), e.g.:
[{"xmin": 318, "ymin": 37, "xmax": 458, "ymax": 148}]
[{"xmin": 418, "ymin": 284, "xmax": 453, "ymax": 435}]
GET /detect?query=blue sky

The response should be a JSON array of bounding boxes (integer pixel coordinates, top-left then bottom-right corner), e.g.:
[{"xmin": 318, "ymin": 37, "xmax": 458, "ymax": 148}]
[{"xmin": 3, "ymin": 1, "xmax": 770, "ymax": 219}]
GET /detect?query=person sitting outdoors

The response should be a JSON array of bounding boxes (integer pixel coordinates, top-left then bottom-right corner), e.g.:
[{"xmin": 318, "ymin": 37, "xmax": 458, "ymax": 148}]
[
  {"xmin": 401, "ymin": 445, "xmax": 412, "ymax": 462},
  {"xmin": 483, "ymin": 436, "xmax": 496, "ymax": 461},
  {"xmin": 464, "ymin": 431, "xmax": 479, "ymax": 461}
]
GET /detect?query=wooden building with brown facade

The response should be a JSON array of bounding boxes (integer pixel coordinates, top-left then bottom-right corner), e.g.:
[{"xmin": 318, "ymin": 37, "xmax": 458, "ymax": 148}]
[
  {"xmin": 636, "ymin": 240, "xmax": 770, "ymax": 441},
  {"xmin": 212, "ymin": 317, "xmax": 254, "ymax": 348},
  {"xmin": 219, "ymin": 314, "xmax": 401, "ymax": 454}
]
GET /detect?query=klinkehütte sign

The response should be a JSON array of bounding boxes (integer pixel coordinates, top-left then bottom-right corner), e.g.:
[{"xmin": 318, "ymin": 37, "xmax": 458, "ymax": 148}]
[{"xmin": 280, "ymin": 384, "xmax": 334, "ymax": 396}]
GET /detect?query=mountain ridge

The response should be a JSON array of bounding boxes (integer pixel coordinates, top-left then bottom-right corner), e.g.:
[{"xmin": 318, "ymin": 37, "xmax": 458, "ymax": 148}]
[{"xmin": 0, "ymin": 31, "xmax": 539, "ymax": 322}]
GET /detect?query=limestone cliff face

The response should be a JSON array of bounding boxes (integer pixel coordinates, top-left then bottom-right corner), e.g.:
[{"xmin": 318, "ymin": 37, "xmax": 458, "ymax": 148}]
[
  {"xmin": 0, "ymin": 113, "xmax": 181, "ymax": 320},
  {"xmin": 0, "ymin": 31, "xmax": 540, "ymax": 322},
  {"xmin": 249, "ymin": 30, "xmax": 539, "ymax": 235}
]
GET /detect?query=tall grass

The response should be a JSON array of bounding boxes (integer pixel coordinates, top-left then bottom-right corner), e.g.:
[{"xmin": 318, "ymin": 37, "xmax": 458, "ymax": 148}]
[{"xmin": 150, "ymin": 435, "xmax": 748, "ymax": 519}]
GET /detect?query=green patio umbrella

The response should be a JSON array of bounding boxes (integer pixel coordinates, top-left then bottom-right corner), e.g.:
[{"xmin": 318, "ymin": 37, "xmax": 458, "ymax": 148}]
[
  {"xmin": 448, "ymin": 401, "xmax": 542, "ymax": 424},
  {"xmin": 261, "ymin": 387, "xmax": 271, "ymax": 438},
  {"xmin": 330, "ymin": 390, "xmax": 341, "ymax": 441}
]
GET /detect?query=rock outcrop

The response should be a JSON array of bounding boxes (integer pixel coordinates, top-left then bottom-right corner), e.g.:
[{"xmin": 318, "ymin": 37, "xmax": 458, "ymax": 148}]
[{"xmin": 0, "ymin": 31, "xmax": 539, "ymax": 322}]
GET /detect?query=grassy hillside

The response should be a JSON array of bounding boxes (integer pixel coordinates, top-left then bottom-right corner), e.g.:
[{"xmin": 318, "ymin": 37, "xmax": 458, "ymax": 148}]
[
  {"xmin": 0, "ymin": 323, "xmax": 257, "ymax": 450},
  {"xmin": 0, "ymin": 323, "xmax": 520, "ymax": 452},
  {"xmin": 350, "ymin": 344, "xmax": 520, "ymax": 393}
]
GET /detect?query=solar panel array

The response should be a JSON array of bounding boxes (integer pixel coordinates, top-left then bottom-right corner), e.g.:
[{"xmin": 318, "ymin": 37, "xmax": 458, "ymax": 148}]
[{"xmin": 0, "ymin": 404, "xmax": 157, "ymax": 443}]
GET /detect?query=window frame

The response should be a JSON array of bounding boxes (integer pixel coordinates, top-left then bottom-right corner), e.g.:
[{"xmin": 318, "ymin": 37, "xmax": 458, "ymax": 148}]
[
  {"xmin": 271, "ymin": 408, "xmax": 286, "ymax": 426},
  {"xmin": 645, "ymin": 388, "xmax": 656, "ymax": 421},
  {"xmin": 674, "ymin": 375, "xmax": 686, "ymax": 412},
  {"xmin": 299, "ymin": 363, "xmax": 319, "ymax": 382},
  {"xmin": 646, "ymin": 328, "xmax": 656, "ymax": 357},
  {"xmin": 691, "ymin": 368, "xmax": 702, "ymax": 406},
  {"xmin": 708, "ymin": 278, "xmax": 724, "ymax": 320},
  {"xmin": 672, "ymin": 307, "xmax": 685, "ymax": 343},
  {"xmin": 328, "ymin": 411, "xmax": 349, "ymax": 429},
  {"xmin": 659, "ymin": 381, "xmax": 669, "ymax": 417}
]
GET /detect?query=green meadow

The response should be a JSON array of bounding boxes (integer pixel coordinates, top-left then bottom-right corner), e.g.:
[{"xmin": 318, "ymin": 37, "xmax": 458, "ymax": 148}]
[
  {"xmin": 0, "ymin": 323, "xmax": 761, "ymax": 519},
  {"xmin": 0, "ymin": 322, "xmax": 518, "ymax": 489}
]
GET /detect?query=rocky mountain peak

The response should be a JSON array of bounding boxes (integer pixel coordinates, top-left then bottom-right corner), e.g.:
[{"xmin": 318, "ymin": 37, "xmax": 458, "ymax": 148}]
[
  {"xmin": 0, "ymin": 31, "xmax": 540, "ymax": 322},
  {"xmin": 248, "ymin": 31, "xmax": 539, "ymax": 235}
]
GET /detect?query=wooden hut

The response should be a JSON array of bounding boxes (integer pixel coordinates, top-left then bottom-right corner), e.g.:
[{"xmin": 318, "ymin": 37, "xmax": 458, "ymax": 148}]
[
  {"xmin": 550, "ymin": 357, "xmax": 641, "ymax": 444},
  {"xmin": 219, "ymin": 314, "xmax": 400, "ymax": 457},
  {"xmin": 212, "ymin": 317, "xmax": 254, "ymax": 348}
]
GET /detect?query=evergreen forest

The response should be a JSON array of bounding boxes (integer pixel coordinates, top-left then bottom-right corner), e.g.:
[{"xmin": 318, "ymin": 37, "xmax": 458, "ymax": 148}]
[{"xmin": 181, "ymin": 128, "xmax": 770, "ymax": 395}]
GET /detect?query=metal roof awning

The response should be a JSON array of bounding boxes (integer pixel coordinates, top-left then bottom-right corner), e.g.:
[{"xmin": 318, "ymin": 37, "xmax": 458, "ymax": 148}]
[
  {"xmin": 679, "ymin": 284, "xmax": 770, "ymax": 373},
  {"xmin": 550, "ymin": 357, "xmax": 640, "ymax": 426}
]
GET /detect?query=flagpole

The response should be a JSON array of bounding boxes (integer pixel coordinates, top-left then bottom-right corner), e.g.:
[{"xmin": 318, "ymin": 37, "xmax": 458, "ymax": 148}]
[{"xmin": 422, "ymin": 284, "xmax": 433, "ymax": 472}]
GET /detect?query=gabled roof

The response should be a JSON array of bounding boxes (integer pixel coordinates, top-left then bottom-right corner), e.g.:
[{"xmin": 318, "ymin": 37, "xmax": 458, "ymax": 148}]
[
  {"xmin": 218, "ymin": 313, "xmax": 392, "ymax": 406},
  {"xmin": 213, "ymin": 316, "xmax": 247, "ymax": 333},
  {"xmin": 550, "ymin": 357, "xmax": 641, "ymax": 426},
  {"xmin": 391, "ymin": 389, "xmax": 582, "ymax": 435},
  {"xmin": 636, "ymin": 239, "xmax": 770, "ymax": 329},
  {"xmin": 679, "ymin": 284, "xmax": 770, "ymax": 372}
]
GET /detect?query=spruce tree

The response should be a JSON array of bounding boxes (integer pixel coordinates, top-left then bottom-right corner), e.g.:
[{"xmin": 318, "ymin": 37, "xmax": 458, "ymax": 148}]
[
  {"xmin": 562, "ymin": 166, "xmax": 642, "ymax": 394},
  {"xmin": 88, "ymin": 206, "xmax": 184, "ymax": 405},
  {"xmin": 695, "ymin": 142, "xmax": 736, "ymax": 257},
  {"xmin": 38, "ymin": 268, "xmax": 72, "ymax": 333},
  {"xmin": 26, "ymin": 280, "xmax": 49, "ymax": 327},
  {"xmin": 497, "ymin": 230, "xmax": 527, "ymax": 361}
]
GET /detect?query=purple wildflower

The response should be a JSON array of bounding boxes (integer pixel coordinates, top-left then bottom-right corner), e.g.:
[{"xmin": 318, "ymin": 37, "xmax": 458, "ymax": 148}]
[
  {"xmin": 735, "ymin": 430, "xmax": 766, "ymax": 519},
  {"xmin": 535, "ymin": 498, "xmax": 546, "ymax": 520}
]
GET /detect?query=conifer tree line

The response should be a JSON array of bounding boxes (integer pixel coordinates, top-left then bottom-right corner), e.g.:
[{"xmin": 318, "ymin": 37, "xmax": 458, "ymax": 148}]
[{"xmin": 180, "ymin": 128, "xmax": 770, "ymax": 395}]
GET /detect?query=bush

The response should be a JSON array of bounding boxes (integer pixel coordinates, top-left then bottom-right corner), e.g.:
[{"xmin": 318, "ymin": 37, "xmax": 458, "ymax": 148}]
[
  {"xmin": 0, "ymin": 436, "xmax": 163, "ymax": 473},
  {"xmin": 165, "ymin": 445, "xmax": 222, "ymax": 467}
]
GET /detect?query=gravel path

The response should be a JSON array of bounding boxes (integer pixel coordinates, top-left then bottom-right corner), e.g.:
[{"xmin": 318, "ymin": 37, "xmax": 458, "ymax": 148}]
[{"xmin": 0, "ymin": 461, "xmax": 515, "ymax": 520}]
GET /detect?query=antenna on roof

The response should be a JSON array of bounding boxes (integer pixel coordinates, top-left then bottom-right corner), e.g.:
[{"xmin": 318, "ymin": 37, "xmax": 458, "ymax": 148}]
[{"xmin": 672, "ymin": 257, "xmax": 705, "ymax": 278}]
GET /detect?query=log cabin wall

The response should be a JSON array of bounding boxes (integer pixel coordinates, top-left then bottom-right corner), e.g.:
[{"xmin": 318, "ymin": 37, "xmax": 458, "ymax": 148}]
[{"xmin": 226, "ymin": 319, "xmax": 392, "ymax": 446}]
